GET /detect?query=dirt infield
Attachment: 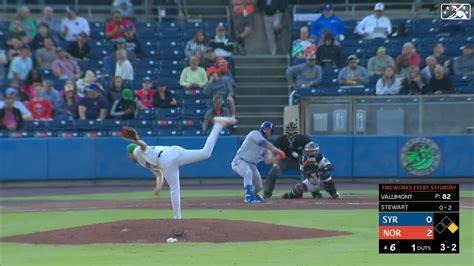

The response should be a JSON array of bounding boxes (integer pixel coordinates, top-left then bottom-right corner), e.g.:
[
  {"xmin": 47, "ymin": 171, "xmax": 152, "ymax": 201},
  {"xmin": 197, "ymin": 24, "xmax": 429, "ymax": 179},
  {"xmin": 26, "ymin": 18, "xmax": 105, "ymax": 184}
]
[
  {"xmin": 1, "ymin": 196, "xmax": 380, "ymax": 212},
  {"xmin": 0, "ymin": 219, "xmax": 351, "ymax": 244}
]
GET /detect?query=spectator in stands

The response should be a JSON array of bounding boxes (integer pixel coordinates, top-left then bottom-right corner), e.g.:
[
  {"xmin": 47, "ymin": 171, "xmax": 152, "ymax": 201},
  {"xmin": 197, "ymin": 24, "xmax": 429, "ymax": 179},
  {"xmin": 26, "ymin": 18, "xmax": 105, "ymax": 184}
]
[
  {"xmin": 52, "ymin": 48, "xmax": 82, "ymax": 80},
  {"xmin": 354, "ymin": 2, "xmax": 392, "ymax": 40},
  {"xmin": 367, "ymin": 46, "xmax": 395, "ymax": 77},
  {"xmin": 21, "ymin": 69, "xmax": 43, "ymax": 100},
  {"xmin": 7, "ymin": 46, "xmax": 33, "ymax": 80},
  {"xmin": 0, "ymin": 88, "xmax": 33, "ymax": 120},
  {"xmin": 396, "ymin": 42, "xmax": 421, "ymax": 78},
  {"xmin": 37, "ymin": 6, "xmax": 62, "ymax": 36},
  {"xmin": 78, "ymin": 84, "xmax": 108, "ymax": 120},
  {"xmin": 110, "ymin": 88, "xmax": 136, "ymax": 120},
  {"xmin": 185, "ymin": 29, "xmax": 209, "ymax": 60},
  {"xmin": 26, "ymin": 82, "xmax": 53, "ymax": 120},
  {"xmin": 204, "ymin": 67, "xmax": 235, "ymax": 117},
  {"xmin": 107, "ymin": 76, "xmax": 125, "ymax": 104},
  {"xmin": 258, "ymin": 0, "xmax": 288, "ymax": 55},
  {"xmin": 421, "ymin": 56, "xmax": 438, "ymax": 84},
  {"xmin": 292, "ymin": 26, "xmax": 316, "ymax": 58},
  {"xmin": 135, "ymin": 77, "xmax": 155, "ymax": 108},
  {"xmin": 42, "ymin": 80, "xmax": 60, "ymax": 108},
  {"xmin": 180, "ymin": 56, "xmax": 208, "ymax": 88},
  {"xmin": 67, "ymin": 32, "xmax": 90, "ymax": 60},
  {"xmin": 103, "ymin": 38, "xmax": 138, "ymax": 76},
  {"xmin": 232, "ymin": 0, "xmax": 256, "ymax": 55},
  {"xmin": 376, "ymin": 66, "xmax": 401, "ymax": 95},
  {"xmin": 0, "ymin": 50, "xmax": 7, "ymax": 80},
  {"xmin": 209, "ymin": 23, "xmax": 234, "ymax": 57},
  {"xmin": 286, "ymin": 54, "xmax": 322, "ymax": 104},
  {"xmin": 202, "ymin": 95, "xmax": 231, "ymax": 133},
  {"xmin": 453, "ymin": 43, "xmax": 474, "ymax": 76},
  {"xmin": 105, "ymin": 10, "xmax": 135, "ymax": 41},
  {"xmin": 432, "ymin": 43, "xmax": 449, "ymax": 67},
  {"xmin": 114, "ymin": 49, "xmax": 134, "ymax": 83},
  {"xmin": 30, "ymin": 23, "xmax": 53, "ymax": 51},
  {"xmin": 55, "ymin": 83, "xmax": 79, "ymax": 120},
  {"xmin": 0, "ymin": 97, "xmax": 23, "ymax": 131},
  {"xmin": 400, "ymin": 67, "xmax": 425, "ymax": 95},
  {"xmin": 311, "ymin": 4, "xmax": 344, "ymax": 44},
  {"xmin": 6, "ymin": 37, "xmax": 24, "ymax": 63},
  {"xmin": 123, "ymin": 25, "xmax": 144, "ymax": 59},
  {"xmin": 61, "ymin": 6, "xmax": 90, "ymax": 42},
  {"xmin": 337, "ymin": 55, "xmax": 370, "ymax": 86},
  {"xmin": 11, "ymin": 6, "xmax": 37, "ymax": 39},
  {"xmin": 426, "ymin": 65, "xmax": 453, "ymax": 94},
  {"xmin": 113, "ymin": 0, "xmax": 134, "ymax": 18},
  {"xmin": 6, "ymin": 16, "xmax": 29, "ymax": 45},
  {"xmin": 8, "ymin": 80, "xmax": 29, "ymax": 102},
  {"xmin": 316, "ymin": 33, "xmax": 344, "ymax": 67},
  {"xmin": 76, "ymin": 70, "xmax": 96, "ymax": 97},
  {"xmin": 153, "ymin": 81, "xmax": 177, "ymax": 108},
  {"xmin": 205, "ymin": 48, "xmax": 233, "ymax": 81},
  {"xmin": 36, "ymin": 37, "xmax": 57, "ymax": 69}
]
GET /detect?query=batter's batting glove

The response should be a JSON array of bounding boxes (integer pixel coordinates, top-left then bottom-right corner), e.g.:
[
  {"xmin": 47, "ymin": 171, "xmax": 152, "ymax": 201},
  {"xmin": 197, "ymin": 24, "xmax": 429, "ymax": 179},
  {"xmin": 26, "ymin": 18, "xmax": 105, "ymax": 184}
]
[{"xmin": 276, "ymin": 149, "xmax": 286, "ymax": 160}]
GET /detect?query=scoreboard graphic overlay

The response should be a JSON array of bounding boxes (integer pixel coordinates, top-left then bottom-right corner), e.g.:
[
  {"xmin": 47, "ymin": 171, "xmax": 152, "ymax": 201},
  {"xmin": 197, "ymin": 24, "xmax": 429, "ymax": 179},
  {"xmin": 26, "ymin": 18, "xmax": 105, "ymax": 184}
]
[{"xmin": 379, "ymin": 184, "xmax": 459, "ymax": 253}]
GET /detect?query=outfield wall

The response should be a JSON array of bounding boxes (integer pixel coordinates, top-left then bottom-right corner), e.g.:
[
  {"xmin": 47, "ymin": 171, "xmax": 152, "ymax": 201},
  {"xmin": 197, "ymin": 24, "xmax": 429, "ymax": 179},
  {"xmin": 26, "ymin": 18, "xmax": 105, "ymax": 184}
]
[{"xmin": 1, "ymin": 135, "xmax": 473, "ymax": 181}]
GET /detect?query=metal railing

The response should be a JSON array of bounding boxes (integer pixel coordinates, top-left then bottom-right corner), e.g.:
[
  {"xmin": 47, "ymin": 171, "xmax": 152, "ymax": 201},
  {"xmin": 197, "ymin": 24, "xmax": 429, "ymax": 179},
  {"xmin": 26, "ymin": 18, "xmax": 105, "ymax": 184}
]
[{"xmin": 300, "ymin": 95, "xmax": 474, "ymax": 136}]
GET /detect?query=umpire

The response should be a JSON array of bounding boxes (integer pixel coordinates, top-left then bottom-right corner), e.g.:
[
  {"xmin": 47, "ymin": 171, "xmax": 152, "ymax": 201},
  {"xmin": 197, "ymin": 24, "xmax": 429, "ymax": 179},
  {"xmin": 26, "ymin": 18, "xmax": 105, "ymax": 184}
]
[{"xmin": 263, "ymin": 122, "xmax": 310, "ymax": 198}]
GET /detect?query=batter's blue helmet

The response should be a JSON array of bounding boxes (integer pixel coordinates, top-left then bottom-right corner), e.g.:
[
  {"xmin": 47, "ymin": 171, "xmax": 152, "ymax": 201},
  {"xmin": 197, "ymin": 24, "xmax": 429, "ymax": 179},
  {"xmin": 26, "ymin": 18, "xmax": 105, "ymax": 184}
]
[{"xmin": 259, "ymin": 121, "xmax": 274, "ymax": 137}]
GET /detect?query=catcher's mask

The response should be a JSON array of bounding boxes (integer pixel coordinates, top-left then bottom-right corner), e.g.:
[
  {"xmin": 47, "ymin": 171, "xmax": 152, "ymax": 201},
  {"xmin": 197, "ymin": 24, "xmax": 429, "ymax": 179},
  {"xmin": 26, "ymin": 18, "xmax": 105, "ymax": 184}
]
[
  {"xmin": 304, "ymin": 142, "xmax": 320, "ymax": 158},
  {"xmin": 285, "ymin": 122, "xmax": 298, "ymax": 139}
]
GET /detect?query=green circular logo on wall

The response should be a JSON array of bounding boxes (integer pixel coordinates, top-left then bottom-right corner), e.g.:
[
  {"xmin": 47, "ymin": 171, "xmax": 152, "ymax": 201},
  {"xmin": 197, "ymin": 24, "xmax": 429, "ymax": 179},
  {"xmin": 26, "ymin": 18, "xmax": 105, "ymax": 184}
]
[{"xmin": 401, "ymin": 138, "xmax": 441, "ymax": 176}]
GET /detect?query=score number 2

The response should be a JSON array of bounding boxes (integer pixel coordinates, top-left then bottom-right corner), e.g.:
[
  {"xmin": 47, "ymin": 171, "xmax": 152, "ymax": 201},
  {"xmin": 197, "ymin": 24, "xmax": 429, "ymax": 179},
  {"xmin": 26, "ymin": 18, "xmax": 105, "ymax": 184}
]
[{"xmin": 440, "ymin": 243, "xmax": 457, "ymax": 252}]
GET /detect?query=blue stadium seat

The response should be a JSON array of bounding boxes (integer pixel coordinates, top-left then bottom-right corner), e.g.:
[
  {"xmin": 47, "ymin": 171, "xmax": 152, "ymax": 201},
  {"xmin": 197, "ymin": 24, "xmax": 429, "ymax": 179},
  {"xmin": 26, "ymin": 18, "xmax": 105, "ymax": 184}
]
[
  {"xmin": 159, "ymin": 68, "xmax": 180, "ymax": 77},
  {"xmin": 135, "ymin": 128, "xmax": 157, "ymax": 136},
  {"xmin": 7, "ymin": 131, "xmax": 34, "ymax": 138},
  {"xmin": 136, "ymin": 108, "xmax": 156, "ymax": 120},
  {"xmin": 156, "ymin": 128, "xmax": 181, "ymax": 136},
  {"xmin": 159, "ymin": 40, "xmax": 182, "ymax": 49},
  {"xmin": 156, "ymin": 108, "xmax": 181, "ymax": 119},
  {"xmin": 74, "ymin": 120, "xmax": 102, "ymax": 131},
  {"xmin": 102, "ymin": 120, "xmax": 126, "ymax": 130},
  {"xmin": 181, "ymin": 89, "xmax": 204, "ymax": 99},
  {"xmin": 159, "ymin": 49, "xmax": 184, "ymax": 60},
  {"xmin": 90, "ymin": 49, "xmax": 108, "ymax": 60},
  {"xmin": 155, "ymin": 119, "xmax": 178, "ymax": 127},
  {"xmin": 126, "ymin": 120, "xmax": 154, "ymax": 129},
  {"xmin": 159, "ymin": 60, "xmax": 184, "ymax": 70},
  {"xmin": 144, "ymin": 49, "xmax": 157, "ymax": 57},
  {"xmin": 37, "ymin": 69, "xmax": 55, "ymax": 80},
  {"xmin": 182, "ymin": 108, "xmax": 206, "ymax": 118},
  {"xmin": 181, "ymin": 129, "xmax": 205, "ymax": 136},
  {"xmin": 180, "ymin": 98, "xmax": 206, "ymax": 108},
  {"xmin": 82, "ymin": 131, "xmax": 108, "ymax": 138},
  {"xmin": 345, "ymin": 87, "xmax": 375, "ymax": 96},
  {"xmin": 45, "ymin": 120, "xmax": 73, "ymax": 131},
  {"xmin": 179, "ymin": 119, "xmax": 202, "ymax": 129},
  {"xmin": 24, "ymin": 120, "xmax": 47, "ymax": 131},
  {"xmin": 56, "ymin": 131, "xmax": 83, "ymax": 138}
]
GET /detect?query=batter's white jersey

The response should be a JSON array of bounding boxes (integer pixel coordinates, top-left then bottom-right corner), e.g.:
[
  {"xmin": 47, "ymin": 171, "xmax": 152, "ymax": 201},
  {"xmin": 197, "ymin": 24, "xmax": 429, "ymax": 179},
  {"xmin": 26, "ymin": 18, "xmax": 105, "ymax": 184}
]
[
  {"xmin": 234, "ymin": 130, "xmax": 268, "ymax": 164},
  {"xmin": 133, "ymin": 145, "xmax": 169, "ymax": 170}
]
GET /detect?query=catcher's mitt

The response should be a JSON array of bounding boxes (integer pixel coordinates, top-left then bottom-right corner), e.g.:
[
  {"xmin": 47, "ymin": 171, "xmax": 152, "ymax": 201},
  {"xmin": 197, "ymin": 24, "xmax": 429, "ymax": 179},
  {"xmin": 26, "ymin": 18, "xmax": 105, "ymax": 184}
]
[{"xmin": 122, "ymin": 126, "xmax": 139, "ymax": 141}]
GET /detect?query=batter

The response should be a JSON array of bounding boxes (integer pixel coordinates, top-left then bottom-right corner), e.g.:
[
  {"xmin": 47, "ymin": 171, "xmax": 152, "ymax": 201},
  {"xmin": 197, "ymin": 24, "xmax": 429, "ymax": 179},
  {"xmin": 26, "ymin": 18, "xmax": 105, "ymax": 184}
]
[{"xmin": 125, "ymin": 116, "xmax": 236, "ymax": 219}]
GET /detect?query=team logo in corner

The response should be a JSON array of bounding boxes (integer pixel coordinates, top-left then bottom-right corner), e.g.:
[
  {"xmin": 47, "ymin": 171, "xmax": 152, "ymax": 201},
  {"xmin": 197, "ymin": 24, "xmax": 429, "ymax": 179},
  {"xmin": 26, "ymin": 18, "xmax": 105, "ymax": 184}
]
[{"xmin": 401, "ymin": 138, "xmax": 441, "ymax": 176}]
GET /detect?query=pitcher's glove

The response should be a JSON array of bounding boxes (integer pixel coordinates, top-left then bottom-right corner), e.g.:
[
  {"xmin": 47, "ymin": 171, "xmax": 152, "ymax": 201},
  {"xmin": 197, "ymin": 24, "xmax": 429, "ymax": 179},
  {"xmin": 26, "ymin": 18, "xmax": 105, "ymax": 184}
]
[{"xmin": 122, "ymin": 126, "xmax": 139, "ymax": 141}]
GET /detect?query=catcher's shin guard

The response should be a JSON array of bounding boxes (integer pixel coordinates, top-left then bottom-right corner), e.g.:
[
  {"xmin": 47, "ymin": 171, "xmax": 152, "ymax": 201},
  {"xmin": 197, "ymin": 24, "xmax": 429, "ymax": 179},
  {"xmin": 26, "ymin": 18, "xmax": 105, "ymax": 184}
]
[
  {"xmin": 282, "ymin": 182, "xmax": 307, "ymax": 199},
  {"xmin": 321, "ymin": 176, "xmax": 338, "ymax": 197}
]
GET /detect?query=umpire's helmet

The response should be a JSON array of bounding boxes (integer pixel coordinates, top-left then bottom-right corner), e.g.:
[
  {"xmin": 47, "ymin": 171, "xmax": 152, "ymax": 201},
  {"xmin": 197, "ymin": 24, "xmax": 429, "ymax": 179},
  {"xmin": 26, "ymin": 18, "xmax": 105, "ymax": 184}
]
[
  {"xmin": 259, "ymin": 121, "xmax": 274, "ymax": 137},
  {"xmin": 304, "ymin": 142, "xmax": 320, "ymax": 158},
  {"xmin": 285, "ymin": 122, "xmax": 298, "ymax": 137}
]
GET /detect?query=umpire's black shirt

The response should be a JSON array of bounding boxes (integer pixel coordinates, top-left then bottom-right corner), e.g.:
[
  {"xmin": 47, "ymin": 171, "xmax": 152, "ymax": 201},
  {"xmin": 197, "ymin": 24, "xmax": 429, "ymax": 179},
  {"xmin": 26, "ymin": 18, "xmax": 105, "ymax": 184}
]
[{"xmin": 273, "ymin": 135, "xmax": 311, "ymax": 161}]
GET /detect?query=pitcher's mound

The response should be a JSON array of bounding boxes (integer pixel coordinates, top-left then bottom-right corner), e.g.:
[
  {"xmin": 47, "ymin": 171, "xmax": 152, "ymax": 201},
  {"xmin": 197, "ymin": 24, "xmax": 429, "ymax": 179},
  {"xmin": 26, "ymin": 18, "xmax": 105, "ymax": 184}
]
[{"xmin": 1, "ymin": 219, "xmax": 351, "ymax": 244}]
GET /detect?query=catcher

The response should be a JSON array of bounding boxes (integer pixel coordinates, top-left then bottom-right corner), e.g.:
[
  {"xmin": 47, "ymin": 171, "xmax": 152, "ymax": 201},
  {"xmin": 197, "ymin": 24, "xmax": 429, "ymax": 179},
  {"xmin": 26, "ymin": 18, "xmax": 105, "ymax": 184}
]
[
  {"xmin": 282, "ymin": 142, "xmax": 341, "ymax": 199},
  {"xmin": 123, "ymin": 116, "xmax": 236, "ymax": 219}
]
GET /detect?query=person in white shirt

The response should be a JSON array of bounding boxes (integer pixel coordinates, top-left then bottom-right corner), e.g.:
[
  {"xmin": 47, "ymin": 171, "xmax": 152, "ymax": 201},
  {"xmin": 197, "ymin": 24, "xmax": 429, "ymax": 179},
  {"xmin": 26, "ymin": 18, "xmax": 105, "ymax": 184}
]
[
  {"xmin": 376, "ymin": 66, "xmax": 401, "ymax": 95},
  {"xmin": 115, "ymin": 49, "xmax": 134, "ymax": 82},
  {"xmin": 61, "ymin": 6, "xmax": 90, "ymax": 42},
  {"xmin": 354, "ymin": 2, "xmax": 392, "ymax": 40}
]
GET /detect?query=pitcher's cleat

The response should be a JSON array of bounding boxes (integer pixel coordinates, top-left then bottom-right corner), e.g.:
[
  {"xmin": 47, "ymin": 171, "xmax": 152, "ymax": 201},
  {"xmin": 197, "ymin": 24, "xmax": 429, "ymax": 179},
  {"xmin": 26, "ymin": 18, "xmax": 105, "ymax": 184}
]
[
  {"xmin": 245, "ymin": 194, "xmax": 262, "ymax": 203},
  {"xmin": 255, "ymin": 194, "xmax": 264, "ymax": 202},
  {"xmin": 332, "ymin": 192, "xmax": 342, "ymax": 199},
  {"xmin": 214, "ymin": 116, "xmax": 237, "ymax": 127}
]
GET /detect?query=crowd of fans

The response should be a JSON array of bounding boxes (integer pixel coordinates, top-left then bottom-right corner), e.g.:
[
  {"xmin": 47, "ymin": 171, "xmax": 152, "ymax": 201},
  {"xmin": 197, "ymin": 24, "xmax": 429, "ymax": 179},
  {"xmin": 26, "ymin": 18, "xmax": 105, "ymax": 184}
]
[
  {"xmin": 286, "ymin": 2, "xmax": 473, "ymax": 103},
  {"xmin": 0, "ymin": 4, "xmax": 238, "ymax": 132},
  {"xmin": 0, "ymin": 2, "xmax": 473, "ymax": 133}
]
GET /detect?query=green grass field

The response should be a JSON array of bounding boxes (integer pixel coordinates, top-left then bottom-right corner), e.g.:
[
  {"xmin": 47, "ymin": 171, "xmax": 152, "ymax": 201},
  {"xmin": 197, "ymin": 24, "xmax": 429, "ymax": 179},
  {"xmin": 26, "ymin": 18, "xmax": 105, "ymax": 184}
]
[{"xmin": 1, "ymin": 190, "xmax": 473, "ymax": 266}]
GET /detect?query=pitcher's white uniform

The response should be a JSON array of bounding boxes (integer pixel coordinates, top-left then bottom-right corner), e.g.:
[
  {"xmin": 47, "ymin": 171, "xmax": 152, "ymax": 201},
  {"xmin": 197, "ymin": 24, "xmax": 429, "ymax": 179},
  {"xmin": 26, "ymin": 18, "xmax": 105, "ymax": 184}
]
[
  {"xmin": 132, "ymin": 123, "xmax": 225, "ymax": 219},
  {"xmin": 231, "ymin": 130, "xmax": 271, "ymax": 193}
]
